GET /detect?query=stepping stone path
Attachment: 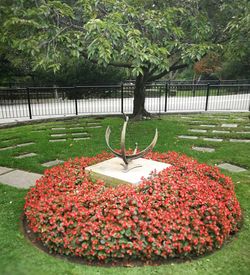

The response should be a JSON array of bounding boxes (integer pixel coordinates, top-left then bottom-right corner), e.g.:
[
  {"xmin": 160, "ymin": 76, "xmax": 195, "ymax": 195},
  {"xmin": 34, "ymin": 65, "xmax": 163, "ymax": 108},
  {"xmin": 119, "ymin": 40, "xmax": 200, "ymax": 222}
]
[
  {"xmin": 86, "ymin": 125, "xmax": 102, "ymax": 128},
  {"xmin": 73, "ymin": 137, "xmax": 90, "ymax": 141},
  {"xmin": 51, "ymin": 133, "xmax": 66, "ymax": 137},
  {"xmin": 236, "ymin": 131, "xmax": 250, "ymax": 134},
  {"xmin": 192, "ymin": 146, "xmax": 215, "ymax": 153},
  {"xmin": 203, "ymin": 138, "xmax": 223, "ymax": 142},
  {"xmin": 0, "ymin": 142, "xmax": 35, "ymax": 151},
  {"xmin": 189, "ymin": 129, "xmax": 207, "ymax": 133},
  {"xmin": 16, "ymin": 142, "xmax": 35, "ymax": 147},
  {"xmin": 51, "ymin": 127, "xmax": 66, "ymax": 130},
  {"xmin": 229, "ymin": 139, "xmax": 250, "ymax": 143},
  {"xmin": 217, "ymin": 163, "xmax": 247, "ymax": 173},
  {"xmin": 15, "ymin": 153, "xmax": 37, "ymax": 159},
  {"xmin": 200, "ymin": 125, "xmax": 216, "ymax": 127},
  {"xmin": 0, "ymin": 166, "xmax": 14, "ymax": 175},
  {"xmin": 69, "ymin": 127, "xmax": 84, "ymax": 130},
  {"xmin": 221, "ymin": 124, "xmax": 238, "ymax": 128},
  {"xmin": 0, "ymin": 168, "xmax": 42, "ymax": 189},
  {"xmin": 245, "ymin": 126, "xmax": 250, "ymax": 129},
  {"xmin": 49, "ymin": 139, "xmax": 66, "ymax": 142},
  {"xmin": 212, "ymin": 130, "xmax": 230, "ymax": 133},
  {"xmin": 42, "ymin": 159, "xmax": 64, "ymax": 167},
  {"xmin": 178, "ymin": 135, "xmax": 198, "ymax": 140},
  {"xmin": 72, "ymin": 132, "xmax": 88, "ymax": 136},
  {"xmin": 0, "ymin": 145, "xmax": 15, "ymax": 151}
]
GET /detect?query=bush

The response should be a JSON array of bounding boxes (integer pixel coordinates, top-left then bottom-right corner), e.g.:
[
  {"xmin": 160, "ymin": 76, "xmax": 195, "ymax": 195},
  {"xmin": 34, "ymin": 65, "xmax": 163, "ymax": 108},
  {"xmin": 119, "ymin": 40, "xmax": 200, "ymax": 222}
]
[{"xmin": 24, "ymin": 151, "xmax": 242, "ymax": 263}]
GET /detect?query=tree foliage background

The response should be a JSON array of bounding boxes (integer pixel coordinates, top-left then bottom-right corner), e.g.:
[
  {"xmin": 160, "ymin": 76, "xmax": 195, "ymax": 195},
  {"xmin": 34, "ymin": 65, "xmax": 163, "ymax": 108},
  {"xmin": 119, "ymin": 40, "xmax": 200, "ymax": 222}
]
[{"xmin": 0, "ymin": 0, "xmax": 249, "ymax": 116}]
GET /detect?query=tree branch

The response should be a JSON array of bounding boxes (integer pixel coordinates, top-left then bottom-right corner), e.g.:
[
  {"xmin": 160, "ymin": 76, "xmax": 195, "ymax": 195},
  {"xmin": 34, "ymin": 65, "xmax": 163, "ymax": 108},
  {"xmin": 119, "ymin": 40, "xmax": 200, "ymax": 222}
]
[{"xmin": 147, "ymin": 63, "xmax": 188, "ymax": 82}]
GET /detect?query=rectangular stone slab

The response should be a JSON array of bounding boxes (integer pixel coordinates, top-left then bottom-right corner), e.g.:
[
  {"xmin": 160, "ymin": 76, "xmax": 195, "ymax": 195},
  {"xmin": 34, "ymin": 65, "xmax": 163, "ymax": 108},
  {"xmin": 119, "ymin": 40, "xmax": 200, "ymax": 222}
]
[
  {"xmin": 0, "ymin": 166, "xmax": 14, "ymax": 175},
  {"xmin": 217, "ymin": 163, "xmax": 246, "ymax": 173},
  {"xmin": 0, "ymin": 170, "xmax": 42, "ymax": 189},
  {"xmin": 221, "ymin": 124, "xmax": 238, "ymax": 128},
  {"xmin": 15, "ymin": 153, "xmax": 37, "ymax": 159},
  {"xmin": 192, "ymin": 146, "xmax": 215, "ymax": 153},
  {"xmin": 85, "ymin": 157, "xmax": 171, "ymax": 185},
  {"xmin": 42, "ymin": 159, "xmax": 64, "ymax": 167}
]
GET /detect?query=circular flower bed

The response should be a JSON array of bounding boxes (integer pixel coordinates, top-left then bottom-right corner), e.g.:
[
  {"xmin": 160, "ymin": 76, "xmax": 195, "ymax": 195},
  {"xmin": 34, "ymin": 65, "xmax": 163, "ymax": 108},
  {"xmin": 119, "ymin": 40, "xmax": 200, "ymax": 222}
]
[{"xmin": 24, "ymin": 151, "xmax": 242, "ymax": 263}]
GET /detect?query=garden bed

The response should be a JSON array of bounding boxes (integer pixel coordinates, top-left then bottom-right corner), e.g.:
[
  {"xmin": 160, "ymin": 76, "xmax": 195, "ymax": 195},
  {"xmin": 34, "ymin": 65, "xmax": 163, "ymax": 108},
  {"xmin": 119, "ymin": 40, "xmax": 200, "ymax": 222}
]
[{"xmin": 24, "ymin": 151, "xmax": 242, "ymax": 265}]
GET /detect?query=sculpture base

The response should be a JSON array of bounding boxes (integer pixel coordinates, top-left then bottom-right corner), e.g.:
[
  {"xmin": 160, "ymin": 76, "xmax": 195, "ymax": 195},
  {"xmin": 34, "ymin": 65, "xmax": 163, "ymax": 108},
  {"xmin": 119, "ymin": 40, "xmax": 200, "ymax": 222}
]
[{"xmin": 85, "ymin": 157, "xmax": 171, "ymax": 185}]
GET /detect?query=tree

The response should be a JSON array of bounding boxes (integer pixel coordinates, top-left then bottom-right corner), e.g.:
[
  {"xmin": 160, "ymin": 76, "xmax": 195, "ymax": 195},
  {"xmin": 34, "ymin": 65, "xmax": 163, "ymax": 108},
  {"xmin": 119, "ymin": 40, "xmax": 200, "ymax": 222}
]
[
  {"xmin": 1, "ymin": 0, "xmax": 218, "ymax": 118},
  {"xmin": 221, "ymin": 0, "xmax": 250, "ymax": 79},
  {"xmin": 194, "ymin": 53, "xmax": 222, "ymax": 80}
]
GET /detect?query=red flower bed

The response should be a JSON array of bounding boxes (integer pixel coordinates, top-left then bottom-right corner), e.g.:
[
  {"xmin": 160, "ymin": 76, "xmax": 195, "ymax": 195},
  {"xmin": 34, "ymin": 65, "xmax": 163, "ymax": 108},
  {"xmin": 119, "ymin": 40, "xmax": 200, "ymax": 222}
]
[{"xmin": 24, "ymin": 151, "xmax": 242, "ymax": 263}]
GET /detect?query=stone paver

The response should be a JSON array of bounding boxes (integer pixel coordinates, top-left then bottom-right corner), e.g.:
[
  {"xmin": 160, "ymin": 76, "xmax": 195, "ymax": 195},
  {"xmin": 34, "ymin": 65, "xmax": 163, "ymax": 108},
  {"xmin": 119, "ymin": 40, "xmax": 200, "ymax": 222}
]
[
  {"xmin": 189, "ymin": 129, "xmax": 207, "ymax": 133},
  {"xmin": 200, "ymin": 124, "xmax": 216, "ymax": 128},
  {"xmin": 69, "ymin": 127, "xmax": 84, "ymax": 130},
  {"xmin": 87, "ymin": 122, "xmax": 101, "ymax": 125},
  {"xmin": 50, "ymin": 133, "xmax": 67, "ymax": 137},
  {"xmin": 86, "ymin": 125, "xmax": 102, "ymax": 128},
  {"xmin": 245, "ymin": 126, "xmax": 250, "ymax": 129},
  {"xmin": 49, "ymin": 139, "xmax": 67, "ymax": 142},
  {"xmin": 42, "ymin": 159, "xmax": 64, "ymax": 167},
  {"xmin": 0, "ymin": 145, "xmax": 15, "ymax": 151},
  {"xmin": 178, "ymin": 135, "xmax": 198, "ymax": 140},
  {"xmin": 0, "ymin": 166, "xmax": 14, "ymax": 175},
  {"xmin": 192, "ymin": 146, "xmax": 215, "ymax": 153},
  {"xmin": 15, "ymin": 153, "xmax": 37, "ymax": 159},
  {"xmin": 51, "ymin": 127, "xmax": 66, "ymax": 130},
  {"xmin": 72, "ymin": 132, "xmax": 88, "ymax": 136},
  {"xmin": 203, "ymin": 137, "xmax": 223, "ymax": 142},
  {"xmin": 229, "ymin": 139, "xmax": 250, "ymax": 143},
  {"xmin": 16, "ymin": 142, "xmax": 35, "ymax": 147},
  {"xmin": 212, "ymin": 130, "xmax": 230, "ymax": 133},
  {"xmin": 73, "ymin": 137, "xmax": 90, "ymax": 141},
  {"xmin": 221, "ymin": 124, "xmax": 238, "ymax": 128},
  {"xmin": 217, "ymin": 163, "xmax": 247, "ymax": 173},
  {"xmin": 0, "ymin": 169, "xmax": 42, "ymax": 189}
]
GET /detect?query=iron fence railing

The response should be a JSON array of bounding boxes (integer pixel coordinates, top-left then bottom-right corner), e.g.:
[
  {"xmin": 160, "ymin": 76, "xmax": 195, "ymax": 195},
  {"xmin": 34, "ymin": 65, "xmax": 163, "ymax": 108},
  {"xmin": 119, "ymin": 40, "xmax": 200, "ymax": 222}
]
[{"xmin": 0, "ymin": 83, "xmax": 249, "ymax": 120}]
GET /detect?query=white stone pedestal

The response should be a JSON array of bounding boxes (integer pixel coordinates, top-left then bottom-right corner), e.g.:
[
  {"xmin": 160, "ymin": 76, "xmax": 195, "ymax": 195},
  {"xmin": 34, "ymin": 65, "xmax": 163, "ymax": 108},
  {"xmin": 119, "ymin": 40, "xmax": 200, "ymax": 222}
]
[{"xmin": 85, "ymin": 157, "xmax": 171, "ymax": 185}]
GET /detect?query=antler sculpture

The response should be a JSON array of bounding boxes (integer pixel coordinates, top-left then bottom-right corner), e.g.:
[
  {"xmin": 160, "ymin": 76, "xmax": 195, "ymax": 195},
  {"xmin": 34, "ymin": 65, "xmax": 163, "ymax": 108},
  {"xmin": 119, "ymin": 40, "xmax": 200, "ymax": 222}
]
[{"xmin": 105, "ymin": 116, "xmax": 158, "ymax": 170}]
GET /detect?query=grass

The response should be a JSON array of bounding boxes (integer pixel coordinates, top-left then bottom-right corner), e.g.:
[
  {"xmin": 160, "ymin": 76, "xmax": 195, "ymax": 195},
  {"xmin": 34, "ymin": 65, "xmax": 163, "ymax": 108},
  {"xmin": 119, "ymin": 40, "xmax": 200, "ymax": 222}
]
[{"xmin": 0, "ymin": 112, "xmax": 250, "ymax": 275}]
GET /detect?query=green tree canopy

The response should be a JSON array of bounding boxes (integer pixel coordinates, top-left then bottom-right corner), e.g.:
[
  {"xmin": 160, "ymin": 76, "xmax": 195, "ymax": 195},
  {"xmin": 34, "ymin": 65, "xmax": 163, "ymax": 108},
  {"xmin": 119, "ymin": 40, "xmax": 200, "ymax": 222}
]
[{"xmin": 1, "ymin": 0, "xmax": 227, "ymax": 117}]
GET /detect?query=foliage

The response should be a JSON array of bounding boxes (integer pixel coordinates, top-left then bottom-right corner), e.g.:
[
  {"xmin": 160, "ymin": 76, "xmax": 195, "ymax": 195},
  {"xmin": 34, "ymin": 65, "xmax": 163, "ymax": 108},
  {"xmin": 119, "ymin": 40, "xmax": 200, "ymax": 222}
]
[
  {"xmin": 24, "ymin": 151, "xmax": 242, "ymax": 263},
  {"xmin": 1, "ymin": 0, "xmax": 214, "ymax": 78},
  {"xmin": 194, "ymin": 53, "xmax": 222, "ymax": 76}
]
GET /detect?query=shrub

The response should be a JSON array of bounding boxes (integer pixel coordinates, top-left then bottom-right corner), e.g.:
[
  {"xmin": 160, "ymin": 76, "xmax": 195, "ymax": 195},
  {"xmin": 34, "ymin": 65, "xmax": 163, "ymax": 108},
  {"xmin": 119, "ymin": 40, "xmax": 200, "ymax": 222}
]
[{"xmin": 24, "ymin": 151, "xmax": 242, "ymax": 263}]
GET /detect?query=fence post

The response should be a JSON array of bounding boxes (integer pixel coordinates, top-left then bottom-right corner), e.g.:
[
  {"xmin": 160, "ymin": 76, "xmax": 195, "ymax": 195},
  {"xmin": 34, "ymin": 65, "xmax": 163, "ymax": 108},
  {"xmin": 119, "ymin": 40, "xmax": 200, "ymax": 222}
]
[
  {"xmin": 158, "ymin": 84, "xmax": 161, "ymax": 115},
  {"xmin": 205, "ymin": 83, "xmax": 210, "ymax": 111},
  {"xmin": 217, "ymin": 80, "xmax": 220, "ymax": 96},
  {"xmin": 121, "ymin": 82, "xmax": 124, "ymax": 114},
  {"xmin": 164, "ymin": 81, "xmax": 169, "ymax": 112},
  {"xmin": 27, "ymin": 87, "xmax": 32, "ymax": 119},
  {"xmin": 74, "ymin": 87, "xmax": 78, "ymax": 115}
]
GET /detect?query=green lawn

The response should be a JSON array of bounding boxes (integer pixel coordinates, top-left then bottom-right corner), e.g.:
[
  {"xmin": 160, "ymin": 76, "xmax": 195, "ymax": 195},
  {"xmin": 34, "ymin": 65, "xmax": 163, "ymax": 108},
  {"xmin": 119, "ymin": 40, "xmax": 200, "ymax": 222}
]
[{"xmin": 0, "ymin": 112, "xmax": 250, "ymax": 275}]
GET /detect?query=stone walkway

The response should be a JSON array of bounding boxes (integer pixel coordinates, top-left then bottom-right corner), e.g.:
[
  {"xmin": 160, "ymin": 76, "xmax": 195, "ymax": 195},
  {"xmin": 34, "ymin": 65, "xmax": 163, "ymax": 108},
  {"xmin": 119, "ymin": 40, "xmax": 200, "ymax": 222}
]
[{"xmin": 0, "ymin": 166, "xmax": 42, "ymax": 189}]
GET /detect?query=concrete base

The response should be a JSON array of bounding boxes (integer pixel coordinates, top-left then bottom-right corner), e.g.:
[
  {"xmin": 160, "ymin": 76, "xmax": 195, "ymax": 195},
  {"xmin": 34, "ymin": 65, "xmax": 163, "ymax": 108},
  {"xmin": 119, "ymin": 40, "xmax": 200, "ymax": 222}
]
[{"xmin": 85, "ymin": 157, "xmax": 171, "ymax": 185}]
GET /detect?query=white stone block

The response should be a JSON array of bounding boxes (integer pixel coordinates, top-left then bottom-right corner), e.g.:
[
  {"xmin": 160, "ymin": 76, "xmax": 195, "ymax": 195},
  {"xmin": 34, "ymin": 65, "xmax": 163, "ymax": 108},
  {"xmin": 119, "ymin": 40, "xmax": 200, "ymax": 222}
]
[{"xmin": 85, "ymin": 157, "xmax": 171, "ymax": 185}]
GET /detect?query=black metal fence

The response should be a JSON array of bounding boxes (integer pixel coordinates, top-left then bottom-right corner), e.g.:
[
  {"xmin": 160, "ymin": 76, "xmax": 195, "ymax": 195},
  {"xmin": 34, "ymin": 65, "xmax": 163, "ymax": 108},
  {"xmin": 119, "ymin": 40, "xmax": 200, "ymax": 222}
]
[{"xmin": 0, "ymin": 83, "xmax": 249, "ymax": 120}]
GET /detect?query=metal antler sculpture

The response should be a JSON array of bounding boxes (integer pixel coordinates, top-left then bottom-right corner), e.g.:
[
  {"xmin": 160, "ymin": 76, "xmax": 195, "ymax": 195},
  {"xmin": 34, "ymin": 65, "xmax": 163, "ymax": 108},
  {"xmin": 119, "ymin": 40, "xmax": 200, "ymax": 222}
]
[{"xmin": 105, "ymin": 115, "xmax": 158, "ymax": 171}]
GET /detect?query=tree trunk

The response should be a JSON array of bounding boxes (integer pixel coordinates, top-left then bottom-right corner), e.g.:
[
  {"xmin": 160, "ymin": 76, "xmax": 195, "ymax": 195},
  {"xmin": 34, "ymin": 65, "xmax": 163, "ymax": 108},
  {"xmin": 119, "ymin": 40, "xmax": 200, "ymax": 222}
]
[{"xmin": 132, "ymin": 74, "xmax": 151, "ymax": 119}]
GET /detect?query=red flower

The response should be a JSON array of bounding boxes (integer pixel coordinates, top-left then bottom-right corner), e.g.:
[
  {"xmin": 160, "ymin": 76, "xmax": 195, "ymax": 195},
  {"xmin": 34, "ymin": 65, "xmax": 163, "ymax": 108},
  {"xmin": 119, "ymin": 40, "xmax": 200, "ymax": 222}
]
[{"xmin": 24, "ymin": 151, "xmax": 242, "ymax": 263}]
